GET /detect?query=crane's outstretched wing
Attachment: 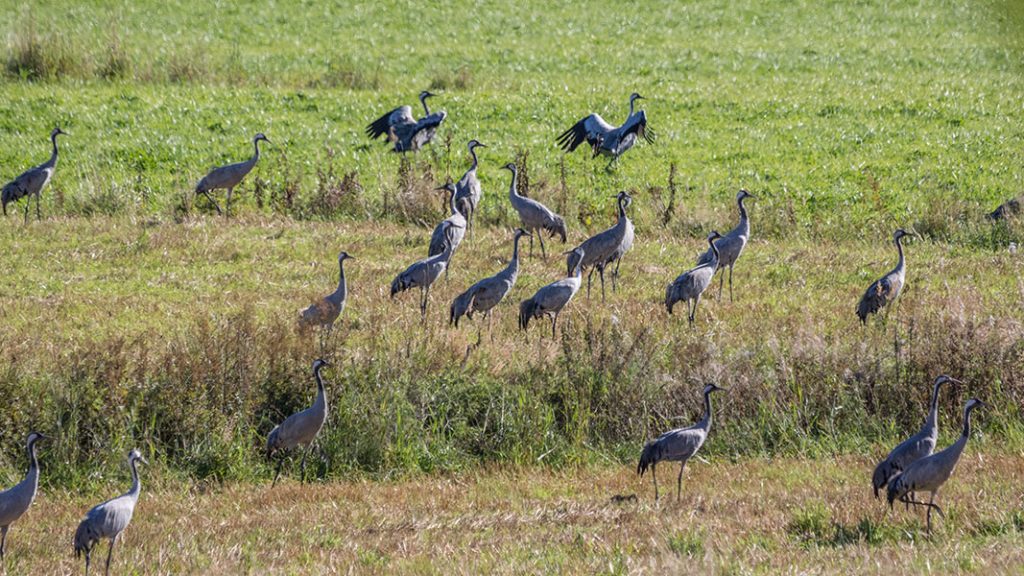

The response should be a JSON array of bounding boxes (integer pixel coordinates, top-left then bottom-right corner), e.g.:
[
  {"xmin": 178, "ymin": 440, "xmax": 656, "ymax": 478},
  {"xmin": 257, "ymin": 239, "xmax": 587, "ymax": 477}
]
[
  {"xmin": 621, "ymin": 110, "xmax": 656, "ymax": 145},
  {"xmin": 407, "ymin": 111, "xmax": 447, "ymax": 150},
  {"xmin": 557, "ymin": 114, "xmax": 614, "ymax": 152},
  {"xmin": 366, "ymin": 106, "xmax": 414, "ymax": 140}
]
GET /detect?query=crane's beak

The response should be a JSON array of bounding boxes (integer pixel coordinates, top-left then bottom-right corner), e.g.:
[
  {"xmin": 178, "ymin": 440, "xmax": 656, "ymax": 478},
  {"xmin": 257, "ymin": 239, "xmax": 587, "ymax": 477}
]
[{"xmin": 139, "ymin": 456, "xmax": 150, "ymax": 466}]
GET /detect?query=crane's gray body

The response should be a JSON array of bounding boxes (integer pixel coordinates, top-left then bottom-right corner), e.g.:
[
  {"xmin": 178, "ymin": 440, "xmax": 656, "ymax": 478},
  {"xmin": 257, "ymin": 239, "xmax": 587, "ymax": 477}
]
[
  {"xmin": 299, "ymin": 252, "xmax": 352, "ymax": 331},
  {"xmin": 857, "ymin": 229, "xmax": 911, "ymax": 324},
  {"xmin": 450, "ymin": 229, "xmax": 528, "ymax": 327},
  {"xmin": 504, "ymin": 164, "xmax": 566, "ymax": 259},
  {"xmin": 429, "ymin": 184, "xmax": 467, "ymax": 259},
  {"xmin": 886, "ymin": 399, "xmax": 984, "ymax": 532},
  {"xmin": 195, "ymin": 133, "xmax": 267, "ymax": 216},
  {"xmin": 453, "ymin": 140, "xmax": 485, "ymax": 233},
  {"xmin": 74, "ymin": 449, "xmax": 146, "ymax": 576},
  {"xmin": 568, "ymin": 191, "xmax": 634, "ymax": 300},
  {"xmin": 2, "ymin": 128, "xmax": 65, "ymax": 222},
  {"xmin": 666, "ymin": 232, "xmax": 722, "ymax": 323},
  {"xmin": 267, "ymin": 360, "xmax": 329, "ymax": 486},
  {"xmin": 638, "ymin": 384, "xmax": 725, "ymax": 500},
  {"xmin": 519, "ymin": 248, "xmax": 583, "ymax": 337},
  {"xmin": 391, "ymin": 233, "xmax": 457, "ymax": 319},
  {"xmin": 697, "ymin": 190, "xmax": 753, "ymax": 301},
  {"xmin": 872, "ymin": 376, "xmax": 954, "ymax": 498},
  {"xmin": 366, "ymin": 92, "xmax": 447, "ymax": 153},
  {"xmin": 0, "ymin": 433, "xmax": 45, "ymax": 561},
  {"xmin": 557, "ymin": 94, "xmax": 655, "ymax": 167}
]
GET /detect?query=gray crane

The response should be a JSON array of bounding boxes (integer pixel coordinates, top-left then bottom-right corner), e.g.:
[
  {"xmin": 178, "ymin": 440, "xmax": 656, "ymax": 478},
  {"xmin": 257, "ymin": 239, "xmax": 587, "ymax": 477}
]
[
  {"xmin": 266, "ymin": 359, "xmax": 330, "ymax": 487},
  {"xmin": 2, "ymin": 127, "xmax": 67, "ymax": 223},
  {"xmin": 450, "ymin": 228, "xmax": 531, "ymax": 329},
  {"xmin": 298, "ymin": 251, "xmax": 354, "ymax": 347},
  {"xmin": 637, "ymin": 383, "xmax": 727, "ymax": 501},
  {"xmin": 0, "ymin": 432, "xmax": 48, "ymax": 565},
  {"xmin": 987, "ymin": 197, "xmax": 1021, "ymax": 221},
  {"xmin": 194, "ymin": 133, "xmax": 269, "ymax": 217},
  {"xmin": 365, "ymin": 91, "xmax": 447, "ymax": 153},
  {"xmin": 567, "ymin": 191, "xmax": 634, "ymax": 301},
  {"xmin": 391, "ymin": 229, "xmax": 459, "ymax": 320},
  {"xmin": 666, "ymin": 231, "xmax": 723, "ymax": 324},
  {"xmin": 887, "ymin": 398, "xmax": 986, "ymax": 533},
  {"xmin": 73, "ymin": 448, "xmax": 148, "ymax": 576},
  {"xmin": 503, "ymin": 163, "xmax": 567, "ymax": 259},
  {"xmin": 453, "ymin": 140, "xmax": 486, "ymax": 237},
  {"xmin": 518, "ymin": 247, "xmax": 584, "ymax": 338},
  {"xmin": 696, "ymin": 190, "xmax": 754, "ymax": 302},
  {"xmin": 557, "ymin": 93, "xmax": 656, "ymax": 169},
  {"xmin": 430, "ymin": 183, "xmax": 467, "ymax": 280},
  {"xmin": 872, "ymin": 375, "xmax": 961, "ymax": 500},
  {"xmin": 857, "ymin": 229, "xmax": 914, "ymax": 325}
]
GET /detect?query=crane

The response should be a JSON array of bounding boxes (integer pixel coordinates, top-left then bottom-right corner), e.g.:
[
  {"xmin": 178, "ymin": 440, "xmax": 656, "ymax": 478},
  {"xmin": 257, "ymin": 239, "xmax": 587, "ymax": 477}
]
[
  {"xmin": 2, "ymin": 126, "xmax": 67, "ymax": 223},
  {"xmin": 391, "ymin": 228, "xmax": 459, "ymax": 320},
  {"xmin": 696, "ymin": 190, "xmax": 754, "ymax": 302},
  {"xmin": 666, "ymin": 231, "xmax": 723, "ymax": 324},
  {"xmin": 518, "ymin": 247, "xmax": 584, "ymax": 338},
  {"xmin": 298, "ymin": 251, "xmax": 354, "ymax": 348},
  {"xmin": 504, "ymin": 163, "xmax": 567, "ymax": 259},
  {"xmin": 450, "ymin": 228, "xmax": 530, "ymax": 329},
  {"xmin": 0, "ymin": 432, "xmax": 48, "ymax": 566},
  {"xmin": 887, "ymin": 398, "xmax": 986, "ymax": 533},
  {"xmin": 194, "ymin": 133, "xmax": 269, "ymax": 217},
  {"xmin": 453, "ymin": 140, "xmax": 486, "ymax": 236},
  {"xmin": 872, "ymin": 375, "xmax": 960, "ymax": 499},
  {"xmin": 429, "ymin": 183, "xmax": 467, "ymax": 280},
  {"xmin": 73, "ymin": 448, "xmax": 148, "ymax": 576},
  {"xmin": 567, "ymin": 191, "xmax": 634, "ymax": 301},
  {"xmin": 365, "ymin": 91, "xmax": 447, "ymax": 153},
  {"xmin": 266, "ymin": 359, "xmax": 330, "ymax": 487},
  {"xmin": 638, "ymin": 384, "xmax": 727, "ymax": 501},
  {"xmin": 857, "ymin": 229, "xmax": 914, "ymax": 325},
  {"xmin": 557, "ymin": 93, "xmax": 655, "ymax": 169}
]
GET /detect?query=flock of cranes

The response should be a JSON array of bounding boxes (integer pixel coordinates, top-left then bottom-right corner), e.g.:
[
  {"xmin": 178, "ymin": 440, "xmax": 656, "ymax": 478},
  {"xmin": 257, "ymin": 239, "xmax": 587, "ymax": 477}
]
[{"xmin": 0, "ymin": 90, "xmax": 995, "ymax": 573}]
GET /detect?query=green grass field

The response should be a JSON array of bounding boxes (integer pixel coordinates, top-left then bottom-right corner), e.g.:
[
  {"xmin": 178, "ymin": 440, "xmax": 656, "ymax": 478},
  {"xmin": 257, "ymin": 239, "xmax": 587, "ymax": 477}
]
[{"xmin": 2, "ymin": 0, "xmax": 1024, "ymax": 573}]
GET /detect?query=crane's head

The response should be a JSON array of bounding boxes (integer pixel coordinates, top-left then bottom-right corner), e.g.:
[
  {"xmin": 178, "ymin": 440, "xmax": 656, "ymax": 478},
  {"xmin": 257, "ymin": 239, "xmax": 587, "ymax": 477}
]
[
  {"xmin": 51, "ymin": 126, "xmax": 68, "ymax": 138},
  {"xmin": 436, "ymin": 182, "xmax": 457, "ymax": 196},
  {"xmin": 934, "ymin": 374, "xmax": 962, "ymax": 389},
  {"xmin": 703, "ymin": 383, "xmax": 728, "ymax": 395},
  {"xmin": 629, "ymin": 92, "xmax": 645, "ymax": 103},
  {"xmin": 614, "ymin": 190, "xmax": 633, "ymax": 208},
  {"xmin": 254, "ymin": 133, "xmax": 270, "ymax": 144},
  {"xmin": 567, "ymin": 247, "xmax": 585, "ymax": 276},
  {"xmin": 419, "ymin": 90, "xmax": 436, "ymax": 102},
  {"xmin": 893, "ymin": 229, "xmax": 914, "ymax": 241},
  {"xmin": 27, "ymin": 431, "xmax": 50, "ymax": 445},
  {"xmin": 965, "ymin": 397, "xmax": 986, "ymax": 412},
  {"xmin": 514, "ymin": 227, "xmax": 532, "ymax": 239},
  {"xmin": 737, "ymin": 189, "xmax": 754, "ymax": 202},
  {"xmin": 707, "ymin": 230, "xmax": 723, "ymax": 242},
  {"xmin": 338, "ymin": 251, "xmax": 354, "ymax": 262},
  {"xmin": 468, "ymin": 139, "xmax": 486, "ymax": 151},
  {"xmin": 502, "ymin": 162, "xmax": 517, "ymax": 173},
  {"xmin": 128, "ymin": 448, "xmax": 149, "ymax": 466},
  {"xmin": 313, "ymin": 358, "xmax": 330, "ymax": 372}
]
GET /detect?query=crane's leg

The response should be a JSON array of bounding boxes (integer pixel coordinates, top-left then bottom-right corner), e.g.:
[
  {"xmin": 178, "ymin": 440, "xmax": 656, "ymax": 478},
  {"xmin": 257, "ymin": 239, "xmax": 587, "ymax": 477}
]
[
  {"xmin": 612, "ymin": 256, "xmax": 623, "ymax": 292},
  {"xmin": 716, "ymin": 269, "xmax": 725, "ymax": 302},
  {"xmin": 271, "ymin": 455, "xmax": 284, "ymax": 488},
  {"xmin": 84, "ymin": 548, "xmax": 91, "ymax": 576},
  {"xmin": 104, "ymin": 536, "xmax": 116, "ymax": 576},
  {"xmin": 35, "ymin": 191, "xmax": 41, "ymax": 221},
  {"xmin": 586, "ymin": 267, "xmax": 595, "ymax": 299},
  {"xmin": 676, "ymin": 461, "xmax": 686, "ymax": 502},
  {"xmin": 1, "ymin": 525, "xmax": 7, "ymax": 562},
  {"xmin": 421, "ymin": 286, "xmax": 430, "ymax": 322},
  {"xmin": 201, "ymin": 191, "xmax": 223, "ymax": 215},
  {"xmin": 23, "ymin": 199, "xmax": 29, "ymax": 225},
  {"xmin": 529, "ymin": 234, "xmax": 534, "ymax": 258},
  {"xmin": 538, "ymin": 233, "xmax": 547, "ymax": 259},
  {"xmin": 651, "ymin": 463, "xmax": 659, "ymax": 501},
  {"xmin": 550, "ymin": 313, "xmax": 558, "ymax": 339},
  {"xmin": 728, "ymin": 265, "xmax": 735, "ymax": 303},
  {"xmin": 693, "ymin": 294, "xmax": 702, "ymax": 324},
  {"xmin": 226, "ymin": 187, "xmax": 234, "ymax": 218},
  {"xmin": 300, "ymin": 448, "xmax": 309, "ymax": 484},
  {"xmin": 599, "ymin": 266, "xmax": 607, "ymax": 303}
]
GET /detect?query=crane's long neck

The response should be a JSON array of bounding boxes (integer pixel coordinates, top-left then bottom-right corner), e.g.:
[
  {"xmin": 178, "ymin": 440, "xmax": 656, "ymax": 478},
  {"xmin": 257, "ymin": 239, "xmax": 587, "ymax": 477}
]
[
  {"xmin": 737, "ymin": 196, "xmax": 749, "ymax": 229},
  {"xmin": 314, "ymin": 365, "xmax": 328, "ymax": 409},
  {"xmin": 469, "ymin": 146, "xmax": 479, "ymax": 170},
  {"xmin": 708, "ymin": 237, "xmax": 721, "ymax": 266},
  {"xmin": 628, "ymin": 97, "xmax": 636, "ymax": 118},
  {"xmin": 894, "ymin": 235, "xmax": 906, "ymax": 274},
  {"xmin": 701, "ymin": 390, "xmax": 714, "ymax": 429},
  {"xmin": 961, "ymin": 404, "xmax": 977, "ymax": 438},
  {"xmin": 49, "ymin": 133, "xmax": 60, "ymax": 166},
  {"xmin": 128, "ymin": 458, "xmax": 142, "ymax": 500},
  {"xmin": 252, "ymin": 138, "xmax": 263, "ymax": 163},
  {"xmin": 336, "ymin": 259, "xmax": 347, "ymax": 299},
  {"xmin": 421, "ymin": 96, "xmax": 431, "ymax": 116},
  {"xmin": 508, "ymin": 170, "xmax": 520, "ymax": 199},
  {"xmin": 448, "ymin": 188, "xmax": 458, "ymax": 215},
  {"xmin": 617, "ymin": 196, "xmax": 627, "ymax": 221},
  {"xmin": 26, "ymin": 437, "xmax": 40, "ymax": 479},
  {"xmin": 508, "ymin": 234, "xmax": 523, "ymax": 273},
  {"xmin": 924, "ymin": 381, "xmax": 943, "ymax": 431}
]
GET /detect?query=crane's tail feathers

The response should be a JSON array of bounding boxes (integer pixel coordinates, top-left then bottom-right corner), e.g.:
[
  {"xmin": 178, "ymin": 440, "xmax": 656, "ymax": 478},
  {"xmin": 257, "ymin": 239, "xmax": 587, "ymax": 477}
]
[
  {"xmin": 545, "ymin": 215, "xmax": 568, "ymax": 243},
  {"xmin": 665, "ymin": 283, "xmax": 678, "ymax": 314},
  {"xmin": 2, "ymin": 181, "xmax": 24, "ymax": 207},
  {"xmin": 518, "ymin": 298, "xmax": 536, "ymax": 331},
  {"xmin": 73, "ymin": 520, "xmax": 97, "ymax": 559},
  {"xmin": 637, "ymin": 441, "xmax": 659, "ymax": 477}
]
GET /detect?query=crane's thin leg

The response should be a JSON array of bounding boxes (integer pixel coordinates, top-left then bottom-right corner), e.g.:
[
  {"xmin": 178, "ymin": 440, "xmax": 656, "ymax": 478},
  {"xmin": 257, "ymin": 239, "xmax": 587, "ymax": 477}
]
[
  {"xmin": 201, "ymin": 191, "xmax": 223, "ymax": 215},
  {"xmin": 104, "ymin": 536, "xmax": 116, "ymax": 576},
  {"xmin": 651, "ymin": 463, "xmax": 659, "ymax": 501},
  {"xmin": 599, "ymin": 267, "xmax": 607, "ymax": 303},
  {"xmin": 300, "ymin": 448, "xmax": 309, "ymax": 484},
  {"xmin": 676, "ymin": 461, "xmax": 686, "ymax": 502},
  {"xmin": 23, "ymin": 200, "xmax": 29, "ymax": 225},
  {"xmin": 1, "ymin": 525, "xmax": 7, "ymax": 562},
  {"xmin": 551, "ymin": 313, "xmax": 558, "ymax": 339},
  {"xmin": 612, "ymin": 257, "xmax": 623, "ymax": 292},
  {"xmin": 728, "ymin": 265, "xmax": 735, "ymax": 303},
  {"xmin": 35, "ymin": 192, "xmax": 41, "ymax": 221},
  {"xmin": 587, "ymin": 267, "xmax": 595, "ymax": 299},
  {"xmin": 421, "ymin": 286, "xmax": 430, "ymax": 322},
  {"xmin": 226, "ymin": 187, "xmax": 234, "ymax": 218},
  {"xmin": 84, "ymin": 548, "xmax": 91, "ymax": 576},
  {"xmin": 693, "ymin": 295, "xmax": 702, "ymax": 324},
  {"xmin": 539, "ymin": 233, "xmax": 547, "ymax": 259},
  {"xmin": 271, "ymin": 456, "xmax": 284, "ymax": 488},
  {"xmin": 529, "ymin": 234, "xmax": 534, "ymax": 259},
  {"xmin": 716, "ymin": 269, "xmax": 725, "ymax": 302}
]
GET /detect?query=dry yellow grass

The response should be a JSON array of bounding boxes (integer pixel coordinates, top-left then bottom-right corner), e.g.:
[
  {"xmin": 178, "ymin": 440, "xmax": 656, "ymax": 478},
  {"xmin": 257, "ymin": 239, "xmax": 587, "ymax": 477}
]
[{"xmin": 4, "ymin": 454, "xmax": 1023, "ymax": 574}]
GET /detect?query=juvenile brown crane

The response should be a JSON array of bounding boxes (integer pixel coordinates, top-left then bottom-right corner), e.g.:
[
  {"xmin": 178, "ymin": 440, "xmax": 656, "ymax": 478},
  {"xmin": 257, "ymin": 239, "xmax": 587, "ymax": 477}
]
[
  {"xmin": 194, "ymin": 132, "xmax": 269, "ymax": 217},
  {"xmin": 2, "ymin": 127, "xmax": 67, "ymax": 223}
]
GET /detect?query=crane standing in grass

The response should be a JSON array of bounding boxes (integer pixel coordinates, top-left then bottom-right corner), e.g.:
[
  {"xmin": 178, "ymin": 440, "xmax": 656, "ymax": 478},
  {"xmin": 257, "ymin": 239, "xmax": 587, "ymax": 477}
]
[
  {"xmin": 73, "ymin": 449, "xmax": 147, "ymax": 576},
  {"xmin": 450, "ymin": 228, "xmax": 531, "ymax": 330},
  {"xmin": 365, "ymin": 91, "xmax": 447, "ymax": 153},
  {"xmin": 194, "ymin": 133, "xmax": 269, "ymax": 217},
  {"xmin": 568, "ymin": 191, "xmax": 634, "ymax": 301},
  {"xmin": 453, "ymin": 140, "xmax": 486, "ymax": 237},
  {"xmin": 887, "ymin": 398, "xmax": 986, "ymax": 533},
  {"xmin": 0, "ymin": 432, "xmax": 48, "ymax": 566},
  {"xmin": 391, "ymin": 229, "xmax": 459, "ymax": 321},
  {"xmin": 557, "ymin": 92, "xmax": 655, "ymax": 170},
  {"xmin": 299, "ymin": 251, "xmax": 354, "ymax": 348},
  {"xmin": 666, "ymin": 231, "xmax": 723, "ymax": 324},
  {"xmin": 857, "ymin": 229, "xmax": 914, "ymax": 325},
  {"xmin": 2, "ymin": 127, "xmax": 67, "ymax": 223},
  {"xmin": 871, "ymin": 375, "xmax": 960, "ymax": 500},
  {"xmin": 696, "ymin": 189, "xmax": 754, "ymax": 302},
  {"xmin": 430, "ymin": 183, "xmax": 467, "ymax": 280},
  {"xmin": 638, "ymin": 384, "xmax": 727, "ymax": 501},
  {"xmin": 519, "ymin": 247, "xmax": 584, "ymax": 338},
  {"xmin": 504, "ymin": 163, "xmax": 567, "ymax": 259},
  {"xmin": 266, "ymin": 359, "xmax": 330, "ymax": 487}
]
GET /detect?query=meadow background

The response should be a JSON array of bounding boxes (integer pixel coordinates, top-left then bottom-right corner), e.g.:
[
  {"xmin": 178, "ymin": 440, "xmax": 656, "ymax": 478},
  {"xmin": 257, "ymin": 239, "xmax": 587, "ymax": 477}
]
[{"xmin": 1, "ymin": 0, "xmax": 1023, "ymax": 572}]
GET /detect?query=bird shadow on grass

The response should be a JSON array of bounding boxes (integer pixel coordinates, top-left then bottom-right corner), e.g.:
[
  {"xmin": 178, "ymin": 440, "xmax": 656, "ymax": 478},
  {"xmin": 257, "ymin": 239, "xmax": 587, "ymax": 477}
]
[{"xmin": 787, "ymin": 506, "xmax": 908, "ymax": 548}]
